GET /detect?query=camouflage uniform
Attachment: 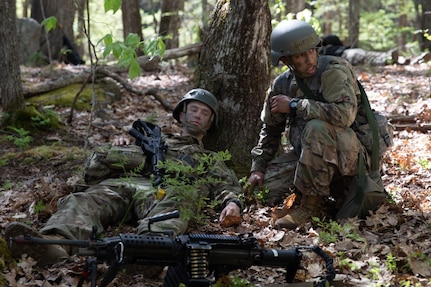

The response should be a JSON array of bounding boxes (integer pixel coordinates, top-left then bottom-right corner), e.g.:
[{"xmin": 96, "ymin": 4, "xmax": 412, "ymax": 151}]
[
  {"xmin": 40, "ymin": 134, "xmax": 241, "ymax": 240},
  {"xmin": 251, "ymin": 55, "xmax": 363, "ymax": 204}
]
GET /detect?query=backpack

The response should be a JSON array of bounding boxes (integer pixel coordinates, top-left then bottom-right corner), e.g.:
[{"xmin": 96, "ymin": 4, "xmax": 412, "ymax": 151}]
[{"xmin": 295, "ymin": 56, "xmax": 394, "ymax": 218}]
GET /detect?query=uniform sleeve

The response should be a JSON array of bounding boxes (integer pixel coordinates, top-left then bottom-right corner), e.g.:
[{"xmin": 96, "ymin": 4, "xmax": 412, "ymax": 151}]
[
  {"xmin": 205, "ymin": 160, "xmax": 243, "ymax": 211},
  {"xmin": 296, "ymin": 62, "xmax": 358, "ymax": 128},
  {"xmin": 250, "ymin": 73, "xmax": 291, "ymax": 173}
]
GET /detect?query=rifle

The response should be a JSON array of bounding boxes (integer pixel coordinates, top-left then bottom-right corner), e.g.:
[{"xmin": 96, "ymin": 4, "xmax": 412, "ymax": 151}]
[
  {"xmin": 9, "ymin": 211, "xmax": 335, "ymax": 287},
  {"xmin": 129, "ymin": 119, "xmax": 168, "ymax": 187}
]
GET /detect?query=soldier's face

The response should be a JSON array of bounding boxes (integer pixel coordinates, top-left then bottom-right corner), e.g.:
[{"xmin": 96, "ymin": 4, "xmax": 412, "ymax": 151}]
[
  {"xmin": 282, "ymin": 48, "xmax": 318, "ymax": 78},
  {"xmin": 180, "ymin": 101, "xmax": 213, "ymax": 135}
]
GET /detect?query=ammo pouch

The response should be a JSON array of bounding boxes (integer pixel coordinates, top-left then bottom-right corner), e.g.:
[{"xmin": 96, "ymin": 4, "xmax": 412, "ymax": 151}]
[
  {"xmin": 83, "ymin": 144, "xmax": 146, "ymax": 185},
  {"xmin": 352, "ymin": 112, "xmax": 394, "ymax": 156}
]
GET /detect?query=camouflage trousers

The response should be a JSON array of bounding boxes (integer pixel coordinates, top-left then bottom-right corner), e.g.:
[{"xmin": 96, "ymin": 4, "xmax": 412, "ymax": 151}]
[
  {"xmin": 295, "ymin": 119, "xmax": 360, "ymax": 197},
  {"xmin": 40, "ymin": 177, "xmax": 188, "ymax": 240},
  {"xmin": 260, "ymin": 151, "xmax": 298, "ymax": 206},
  {"xmin": 263, "ymin": 119, "xmax": 361, "ymax": 205}
]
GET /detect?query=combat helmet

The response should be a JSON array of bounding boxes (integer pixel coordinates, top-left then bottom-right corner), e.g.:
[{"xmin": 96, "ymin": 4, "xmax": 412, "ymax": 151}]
[
  {"xmin": 270, "ymin": 19, "xmax": 321, "ymax": 66},
  {"xmin": 173, "ymin": 88, "xmax": 219, "ymax": 129}
]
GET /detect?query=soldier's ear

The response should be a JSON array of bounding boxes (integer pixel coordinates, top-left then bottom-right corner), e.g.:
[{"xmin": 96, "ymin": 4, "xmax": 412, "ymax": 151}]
[{"xmin": 179, "ymin": 112, "xmax": 185, "ymax": 123}]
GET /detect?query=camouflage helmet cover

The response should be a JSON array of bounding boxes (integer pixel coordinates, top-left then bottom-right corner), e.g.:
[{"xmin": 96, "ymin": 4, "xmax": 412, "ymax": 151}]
[
  {"xmin": 173, "ymin": 88, "xmax": 219, "ymax": 128},
  {"xmin": 270, "ymin": 19, "xmax": 321, "ymax": 66}
]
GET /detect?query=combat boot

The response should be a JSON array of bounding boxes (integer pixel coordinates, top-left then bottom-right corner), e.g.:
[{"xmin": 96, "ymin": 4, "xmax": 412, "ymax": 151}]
[
  {"xmin": 274, "ymin": 195, "xmax": 322, "ymax": 229},
  {"xmin": 5, "ymin": 222, "xmax": 70, "ymax": 266}
]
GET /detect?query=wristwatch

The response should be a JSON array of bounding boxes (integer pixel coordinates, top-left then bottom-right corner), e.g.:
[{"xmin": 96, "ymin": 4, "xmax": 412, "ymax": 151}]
[{"xmin": 289, "ymin": 98, "xmax": 300, "ymax": 112}]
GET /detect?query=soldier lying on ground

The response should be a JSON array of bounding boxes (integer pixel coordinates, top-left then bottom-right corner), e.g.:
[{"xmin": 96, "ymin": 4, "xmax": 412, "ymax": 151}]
[
  {"xmin": 5, "ymin": 88, "xmax": 242, "ymax": 278},
  {"xmin": 320, "ymin": 34, "xmax": 399, "ymax": 66}
]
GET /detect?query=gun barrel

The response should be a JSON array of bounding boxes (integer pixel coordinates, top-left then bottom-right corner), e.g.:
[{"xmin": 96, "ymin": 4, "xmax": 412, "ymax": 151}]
[
  {"xmin": 258, "ymin": 248, "xmax": 302, "ymax": 266},
  {"xmin": 12, "ymin": 235, "xmax": 90, "ymax": 247}
]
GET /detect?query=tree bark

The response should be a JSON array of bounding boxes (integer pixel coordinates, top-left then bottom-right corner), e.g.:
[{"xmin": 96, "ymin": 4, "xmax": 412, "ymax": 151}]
[
  {"xmin": 197, "ymin": 0, "xmax": 272, "ymax": 175},
  {"xmin": 421, "ymin": 0, "xmax": 431, "ymax": 51},
  {"xmin": 348, "ymin": 0, "xmax": 360, "ymax": 48},
  {"xmin": 159, "ymin": 0, "xmax": 184, "ymax": 49},
  {"xmin": 121, "ymin": 0, "xmax": 143, "ymax": 42},
  {"xmin": 0, "ymin": 0, "xmax": 24, "ymax": 112},
  {"xmin": 31, "ymin": 0, "xmax": 76, "ymax": 62}
]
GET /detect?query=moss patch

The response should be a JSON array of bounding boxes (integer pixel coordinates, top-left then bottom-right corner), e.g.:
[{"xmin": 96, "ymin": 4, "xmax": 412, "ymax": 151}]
[
  {"xmin": 27, "ymin": 80, "xmax": 122, "ymax": 111},
  {"xmin": 0, "ymin": 237, "xmax": 15, "ymax": 286}
]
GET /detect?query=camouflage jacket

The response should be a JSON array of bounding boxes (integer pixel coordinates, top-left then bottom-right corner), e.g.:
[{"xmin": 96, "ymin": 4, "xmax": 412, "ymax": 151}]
[
  {"xmin": 251, "ymin": 55, "xmax": 362, "ymax": 175},
  {"xmin": 84, "ymin": 134, "xmax": 241, "ymax": 211}
]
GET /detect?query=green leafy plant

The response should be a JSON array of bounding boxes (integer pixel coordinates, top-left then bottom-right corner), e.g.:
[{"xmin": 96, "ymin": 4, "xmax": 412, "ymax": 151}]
[
  {"xmin": 417, "ymin": 158, "xmax": 431, "ymax": 169},
  {"xmin": 99, "ymin": 33, "xmax": 165, "ymax": 79},
  {"xmin": 40, "ymin": 16, "xmax": 57, "ymax": 33},
  {"xmin": 337, "ymin": 252, "xmax": 360, "ymax": 271},
  {"xmin": 313, "ymin": 217, "xmax": 366, "ymax": 245},
  {"xmin": 33, "ymin": 200, "xmax": 46, "ymax": 214},
  {"xmin": 238, "ymin": 176, "xmax": 269, "ymax": 204},
  {"xmin": 2, "ymin": 180, "xmax": 13, "ymax": 190},
  {"xmin": 155, "ymin": 150, "xmax": 231, "ymax": 223},
  {"xmin": 0, "ymin": 159, "xmax": 8, "ymax": 168},
  {"xmin": 385, "ymin": 252, "xmax": 397, "ymax": 273},
  {"xmin": 6, "ymin": 127, "xmax": 32, "ymax": 149},
  {"xmin": 101, "ymin": 0, "xmax": 165, "ymax": 80},
  {"xmin": 213, "ymin": 275, "xmax": 254, "ymax": 287}
]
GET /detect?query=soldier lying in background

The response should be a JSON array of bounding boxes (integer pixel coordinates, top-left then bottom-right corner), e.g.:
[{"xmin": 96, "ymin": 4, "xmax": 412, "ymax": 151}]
[{"xmin": 320, "ymin": 34, "xmax": 399, "ymax": 66}]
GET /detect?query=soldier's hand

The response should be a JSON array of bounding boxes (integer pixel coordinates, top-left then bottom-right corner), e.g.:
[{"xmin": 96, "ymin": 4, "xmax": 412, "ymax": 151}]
[
  {"xmin": 219, "ymin": 202, "xmax": 241, "ymax": 227},
  {"xmin": 113, "ymin": 135, "xmax": 131, "ymax": 146},
  {"xmin": 244, "ymin": 171, "xmax": 264, "ymax": 195},
  {"xmin": 270, "ymin": 94, "xmax": 292, "ymax": 114}
]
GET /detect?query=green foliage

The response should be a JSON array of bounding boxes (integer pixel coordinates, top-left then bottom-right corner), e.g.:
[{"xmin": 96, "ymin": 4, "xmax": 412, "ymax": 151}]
[
  {"xmin": 366, "ymin": 261, "xmax": 381, "ymax": 280},
  {"xmin": 156, "ymin": 151, "xmax": 231, "ymax": 223},
  {"xmin": 2, "ymin": 179, "xmax": 13, "ymax": 190},
  {"xmin": 238, "ymin": 176, "xmax": 269, "ymax": 204},
  {"xmin": 98, "ymin": 0, "xmax": 166, "ymax": 80},
  {"xmin": 30, "ymin": 109, "xmax": 57, "ymax": 127},
  {"xmin": 6, "ymin": 127, "xmax": 32, "ymax": 149},
  {"xmin": 0, "ymin": 159, "xmax": 8, "ymax": 168},
  {"xmin": 337, "ymin": 252, "xmax": 361, "ymax": 271},
  {"xmin": 40, "ymin": 16, "xmax": 57, "ymax": 33},
  {"xmin": 33, "ymin": 200, "xmax": 46, "ymax": 214},
  {"xmin": 385, "ymin": 252, "xmax": 397, "ymax": 272},
  {"xmin": 99, "ymin": 33, "xmax": 165, "ymax": 79},
  {"xmin": 417, "ymin": 158, "xmax": 431, "ymax": 169},
  {"xmin": 313, "ymin": 217, "xmax": 365, "ymax": 245},
  {"xmin": 213, "ymin": 276, "xmax": 254, "ymax": 287},
  {"xmin": 104, "ymin": 0, "xmax": 122, "ymax": 14}
]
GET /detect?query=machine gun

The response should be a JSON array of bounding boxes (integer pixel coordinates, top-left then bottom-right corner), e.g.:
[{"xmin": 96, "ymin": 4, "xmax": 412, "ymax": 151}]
[
  {"xmin": 129, "ymin": 119, "xmax": 168, "ymax": 187},
  {"xmin": 9, "ymin": 211, "xmax": 335, "ymax": 287}
]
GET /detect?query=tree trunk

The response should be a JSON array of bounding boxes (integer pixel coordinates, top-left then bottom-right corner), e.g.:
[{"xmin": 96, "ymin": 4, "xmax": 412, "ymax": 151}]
[
  {"xmin": 421, "ymin": 0, "xmax": 431, "ymax": 51},
  {"xmin": 122, "ymin": 0, "xmax": 144, "ymax": 56},
  {"xmin": 0, "ymin": 0, "xmax": 24, "ymax": 112},
  {"xmin": 348, "ymin": 0, "xmax": 360, "ymax": 48},
  {"xmin": 31, "ymin": 0, "xmax": 76, "ymax": 62},
  {"xmin": 122, "ymin": 0, "xmax": 143, "ymax": 42},
  {"xmin": 284, "ymin": 0, "xmax": 306, "ymax": 15},
  {"xmin": 197, "ymin": 0, "xmax": 271, "ymax": 176},
  {"xmin": 159, "ymin": 0, "xmax": 184, "ymax": 49}
]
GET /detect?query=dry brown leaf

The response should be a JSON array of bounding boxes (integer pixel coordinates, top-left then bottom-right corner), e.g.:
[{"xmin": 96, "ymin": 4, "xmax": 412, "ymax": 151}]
[{"xmin": 220, "ymin": 215, "xmax": 241, "ymax": 227}]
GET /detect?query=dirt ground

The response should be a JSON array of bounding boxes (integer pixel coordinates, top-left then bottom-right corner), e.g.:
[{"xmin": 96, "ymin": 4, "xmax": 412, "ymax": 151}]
[{"xmin": 1, "ymin": 61, "xmax": 431, "ymax": 287}]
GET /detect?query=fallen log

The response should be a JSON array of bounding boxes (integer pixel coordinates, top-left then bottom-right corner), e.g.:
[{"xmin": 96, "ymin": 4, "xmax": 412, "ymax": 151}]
[
  {"xmin": 160, "ymin": 42, "xmax": 202, "ymax": 60},
  {"xmin": 387, "ymin": 114, "xmax": 431, "ymax": 132},
  {"xmin": 22, "ymin": 43, "xmax": 203, "ymax": 98}
]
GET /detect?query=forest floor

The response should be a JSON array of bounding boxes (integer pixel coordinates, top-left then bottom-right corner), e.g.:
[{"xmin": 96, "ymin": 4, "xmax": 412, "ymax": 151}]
[{"xmin": 1, "ymin": 60, "xmax": 431, "ymax": 287}]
